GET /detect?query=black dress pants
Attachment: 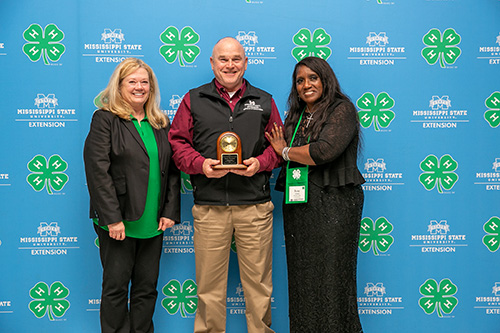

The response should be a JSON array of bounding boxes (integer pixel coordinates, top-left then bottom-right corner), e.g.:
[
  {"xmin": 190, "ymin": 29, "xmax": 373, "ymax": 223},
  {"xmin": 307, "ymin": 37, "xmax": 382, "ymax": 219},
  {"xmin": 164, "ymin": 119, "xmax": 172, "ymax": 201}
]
[{"xmin": 94, "ymin": 224, "xmax": 163, "ymax": 333}]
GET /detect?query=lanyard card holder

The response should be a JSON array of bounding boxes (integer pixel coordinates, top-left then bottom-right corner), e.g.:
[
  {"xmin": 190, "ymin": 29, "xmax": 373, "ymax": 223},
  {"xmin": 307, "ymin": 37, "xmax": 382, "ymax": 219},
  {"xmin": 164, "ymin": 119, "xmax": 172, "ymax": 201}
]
[
  {"xmin": 285, "ymin": 163, "xmax": 308, "ymax": 204},
  {"xmin": 285, "ymin": 108, "xmax": 310, "ymax": 204}
]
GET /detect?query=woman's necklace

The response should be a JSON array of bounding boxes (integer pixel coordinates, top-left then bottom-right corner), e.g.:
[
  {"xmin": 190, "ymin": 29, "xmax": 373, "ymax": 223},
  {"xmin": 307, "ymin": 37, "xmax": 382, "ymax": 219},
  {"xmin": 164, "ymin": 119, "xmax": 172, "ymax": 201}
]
[{"xmin": 305, "ymin": 107, "xmax": 317, "ymax": 128}]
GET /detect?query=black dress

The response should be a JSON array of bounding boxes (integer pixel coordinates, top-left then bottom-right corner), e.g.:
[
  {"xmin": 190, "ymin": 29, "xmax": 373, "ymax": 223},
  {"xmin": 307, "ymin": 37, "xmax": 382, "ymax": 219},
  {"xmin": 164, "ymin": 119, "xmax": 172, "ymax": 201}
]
[{"xmin": 278, "ymin": 100, "xmax": 365, "ymax": 333}]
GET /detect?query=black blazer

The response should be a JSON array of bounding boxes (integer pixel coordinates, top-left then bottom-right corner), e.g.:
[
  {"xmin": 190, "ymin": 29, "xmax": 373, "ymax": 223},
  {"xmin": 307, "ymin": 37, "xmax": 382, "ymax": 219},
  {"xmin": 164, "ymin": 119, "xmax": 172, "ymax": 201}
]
[{"xmin": 83, "ymin": 109, "xmax": 180, "ymax": 227}]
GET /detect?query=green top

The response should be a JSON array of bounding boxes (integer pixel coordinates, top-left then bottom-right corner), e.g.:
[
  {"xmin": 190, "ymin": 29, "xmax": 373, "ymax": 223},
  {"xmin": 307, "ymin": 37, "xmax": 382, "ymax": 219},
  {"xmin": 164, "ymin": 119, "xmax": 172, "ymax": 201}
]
[{"xmin": 94, "ymin": 115, "xmax": 162, "ymax": 239}]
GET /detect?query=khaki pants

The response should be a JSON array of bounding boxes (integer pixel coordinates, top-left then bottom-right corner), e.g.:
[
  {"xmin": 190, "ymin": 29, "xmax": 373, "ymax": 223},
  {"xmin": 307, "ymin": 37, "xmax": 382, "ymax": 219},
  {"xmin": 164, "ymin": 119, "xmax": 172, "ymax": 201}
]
[{"xmin": 192, "ymin": 201, "xmax": 275, "ymax": 333}]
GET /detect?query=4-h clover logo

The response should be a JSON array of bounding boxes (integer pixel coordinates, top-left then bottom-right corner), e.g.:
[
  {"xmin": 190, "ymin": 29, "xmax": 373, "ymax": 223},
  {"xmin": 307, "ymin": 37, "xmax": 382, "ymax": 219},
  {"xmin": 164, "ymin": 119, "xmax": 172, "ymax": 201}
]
[
  {"xmin": 162, "ymin": 279, "xmax": 198, "ymax": 317},
  {"xmin": 27, "ymin": 154, "xmax": 69, "ymax": 194},
  {"xmin": 292, "ymin": 169, "xmax": 301, "ymax": 180},
  {"xmin": 160, "ymin": 26, "xmax": 200, "ymax": 67},
  {"xmin": 94, "ymin": 93, "xmax": 104, "ymax": 109},
  {"xmin": 419, "ymin": 278, "xmax": 458, "ymax": 317},
  {"xmin": 484, "ymin": 91, "xmax": 500, "ymax": 128},
  {"xmin": 180, "ymin": 172, "xmax": 193, "ymax": 194},
  {"xmin": 419, "ymin": 154, "xmax": 458, "ymax": 193},
  {"xmin": 357, "ymin": 92, "xmax": 395, "ymax": 131},
  {"xmin": 29, "ymin": 281, "xmax": 70, "ymax": 321},
  {"xmin": 23, "ymin": 23, "xmax": 65, "ymax": 65},
  {"xmin": 359, "ymin": 216, "xmax": 394, "ymax": 255},
  {"xmin": 421, "ymin": 28, "xmax": 461, "ymax": 68},
  {"xmin": 482, "ymin": 216, "xmax": 500, "ymax": 252},
  {"xmin": 291, "ymin": 28, "xmax": 331, "ymax": 62}
]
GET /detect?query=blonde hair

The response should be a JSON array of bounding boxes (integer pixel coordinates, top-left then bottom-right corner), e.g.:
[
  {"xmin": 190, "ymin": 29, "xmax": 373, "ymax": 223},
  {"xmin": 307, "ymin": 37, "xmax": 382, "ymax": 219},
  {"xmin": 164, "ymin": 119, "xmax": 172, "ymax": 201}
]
[{"xmin": 99, "ymin": 57, "xmax": 167, "ymax": 129}]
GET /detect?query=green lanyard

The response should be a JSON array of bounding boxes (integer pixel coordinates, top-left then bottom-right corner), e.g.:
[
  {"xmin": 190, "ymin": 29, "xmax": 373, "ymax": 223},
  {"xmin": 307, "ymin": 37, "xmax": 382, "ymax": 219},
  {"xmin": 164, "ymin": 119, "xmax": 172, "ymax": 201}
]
[{"xmin": 285, "ymin": 110, "xmax": 309, "ymax": 204}]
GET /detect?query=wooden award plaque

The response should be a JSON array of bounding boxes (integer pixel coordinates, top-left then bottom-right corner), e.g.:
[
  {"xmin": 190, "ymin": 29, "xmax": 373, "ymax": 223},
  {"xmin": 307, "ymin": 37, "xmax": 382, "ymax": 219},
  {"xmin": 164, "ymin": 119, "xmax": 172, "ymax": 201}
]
[{"xmin": 212, "ymin": 131, "xmax": 247, "ymax": 169}]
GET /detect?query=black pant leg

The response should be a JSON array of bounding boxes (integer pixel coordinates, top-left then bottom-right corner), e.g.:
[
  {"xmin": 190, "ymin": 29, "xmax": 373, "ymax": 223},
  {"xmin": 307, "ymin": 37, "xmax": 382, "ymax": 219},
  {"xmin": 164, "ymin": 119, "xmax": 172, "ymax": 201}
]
[
  {"xmin": 95, "ymin": 224, "xmax": 135, "ymax": 333},
  {"xmin": 129, "ymin": 233, "xmax": 163, "ymax": 333}
]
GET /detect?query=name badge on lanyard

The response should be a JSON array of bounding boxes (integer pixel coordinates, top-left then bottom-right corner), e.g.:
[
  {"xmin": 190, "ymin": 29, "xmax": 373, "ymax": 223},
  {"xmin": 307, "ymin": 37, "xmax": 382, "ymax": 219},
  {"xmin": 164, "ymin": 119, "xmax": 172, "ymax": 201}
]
[
  {"xmin": 285, "ymin": 164, "xmax": 308, "ymax": 204},
  {"xmin": 285, "ymin": 109, "xmax": 309, "ymax": 204}
]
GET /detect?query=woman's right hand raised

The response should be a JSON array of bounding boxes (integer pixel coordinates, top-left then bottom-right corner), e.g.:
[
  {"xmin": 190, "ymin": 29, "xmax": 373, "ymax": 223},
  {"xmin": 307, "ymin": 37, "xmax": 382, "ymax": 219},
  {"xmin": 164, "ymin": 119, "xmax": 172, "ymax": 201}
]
[{"xmin": 265, "ymin": 122, "xmax": 287, "ymax": 156}]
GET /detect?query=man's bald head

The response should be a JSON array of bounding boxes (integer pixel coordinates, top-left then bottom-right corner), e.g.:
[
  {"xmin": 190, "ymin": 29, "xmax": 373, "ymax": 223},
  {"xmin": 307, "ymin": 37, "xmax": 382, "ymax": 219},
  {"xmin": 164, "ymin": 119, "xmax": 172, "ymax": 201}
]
[{"xmin": 210, "ymin": 37, "xmax": 248, "ymax": 92}]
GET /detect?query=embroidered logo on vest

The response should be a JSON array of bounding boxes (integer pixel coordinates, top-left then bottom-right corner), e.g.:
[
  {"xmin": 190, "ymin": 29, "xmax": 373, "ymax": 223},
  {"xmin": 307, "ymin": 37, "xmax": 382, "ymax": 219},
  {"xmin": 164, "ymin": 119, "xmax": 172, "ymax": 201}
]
[{"xmin": 243, "ymin": 100, "xmax": 263, "ymax": 111}]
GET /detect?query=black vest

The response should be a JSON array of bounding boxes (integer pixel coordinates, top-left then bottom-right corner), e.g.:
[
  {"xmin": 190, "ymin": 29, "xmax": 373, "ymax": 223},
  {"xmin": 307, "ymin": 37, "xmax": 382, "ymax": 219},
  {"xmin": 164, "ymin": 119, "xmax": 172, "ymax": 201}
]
[{"xmin": 189, "ymin": 80, "xmax": 273, "ymax": 205}]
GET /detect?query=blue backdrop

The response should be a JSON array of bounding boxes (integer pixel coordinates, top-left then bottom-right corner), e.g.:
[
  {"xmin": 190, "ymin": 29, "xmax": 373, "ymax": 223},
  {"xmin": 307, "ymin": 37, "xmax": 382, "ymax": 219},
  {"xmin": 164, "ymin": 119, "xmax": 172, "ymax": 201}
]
[{"xmin": 1, "ymin": 1, "xmax": 499, "ymax": 332}]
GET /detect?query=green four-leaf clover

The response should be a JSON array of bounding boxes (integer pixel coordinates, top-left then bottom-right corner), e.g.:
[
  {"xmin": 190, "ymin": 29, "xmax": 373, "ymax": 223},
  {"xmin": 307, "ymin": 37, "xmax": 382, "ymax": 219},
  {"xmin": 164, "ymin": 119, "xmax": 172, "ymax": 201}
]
[
  {"xmin": 23, "ymin": 23, "xmax": 65, "ymax": 65},
  {"xmin": 359, "ymin": 217, "xmax": 394, "ymax": 255},
  {"xmin": 419, "ymin": 154, "xmax": 458, "ymax": 193},
  {"xmin": 419, "ymin": 278, "xmax": 458, "ymax": 317},
  {"xmin": 291, "ymin": 28, "xmax": 331, "ymax": 62},
  {"xmin": 484, "ymin": 91, "xmax": 500, "ymax": 128},
  {"xmin": 162, "ymin": 279, "xmax": 198, "ymax": 317},
  {"xmin": 160, "ymin": 26, "xmax": 200, "ymax": 67},
  {"xmin": 26, "ymin": 154, "xmax": 69, "ymax": 194},
  {"xmin": 483, "ymin": 216, "xmax": 500, "ymax": 252},
  {"xmin": 29, "ymin": 281, "xmax": 70, "ymax": 321},
  {"xmin": 357, "ymin": 92, "xmax": 396, "ymax": 131},
  {"xmin": 422, "ymin": 28, "xmax": 461, "ymax": 68},
  {"xmin": 180, "ymin": 171, "xmax": 193, "ymax": 194}
]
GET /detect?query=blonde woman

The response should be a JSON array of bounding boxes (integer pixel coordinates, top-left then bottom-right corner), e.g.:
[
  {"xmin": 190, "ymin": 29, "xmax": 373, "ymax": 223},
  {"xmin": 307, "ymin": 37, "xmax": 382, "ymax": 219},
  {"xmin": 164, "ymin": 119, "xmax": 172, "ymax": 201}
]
[{"xmin": 84, "ymin": 58, "xmax": 180, "ymax": 332}]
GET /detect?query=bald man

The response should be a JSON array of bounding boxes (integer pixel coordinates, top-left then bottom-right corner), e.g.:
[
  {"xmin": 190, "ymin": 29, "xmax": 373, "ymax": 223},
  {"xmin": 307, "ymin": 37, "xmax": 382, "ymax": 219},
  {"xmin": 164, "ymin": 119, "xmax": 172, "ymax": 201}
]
[{"xmin": 168, "ymin": 37, "xmax": 282, "ymax": 333}]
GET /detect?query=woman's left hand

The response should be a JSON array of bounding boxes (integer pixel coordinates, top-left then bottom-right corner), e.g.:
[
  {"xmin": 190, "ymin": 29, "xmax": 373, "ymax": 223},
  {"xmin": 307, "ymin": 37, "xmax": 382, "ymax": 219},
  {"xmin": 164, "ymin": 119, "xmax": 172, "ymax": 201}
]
[
  {"xmin": 265, "ymin": 122, "xmax": 287, "ymax": 156},
  {"xmin": 158, "ymin": 217, "xmax": 176, "ymax": 231}
]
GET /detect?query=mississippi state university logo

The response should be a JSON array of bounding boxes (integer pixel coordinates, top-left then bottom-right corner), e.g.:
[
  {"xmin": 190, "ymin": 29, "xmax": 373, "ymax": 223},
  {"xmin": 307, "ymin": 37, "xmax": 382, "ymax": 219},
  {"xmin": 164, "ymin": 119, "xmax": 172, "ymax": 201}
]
[
  {"xmin": 26, "ymin": 154, "xmax": 69, "ymax": 194},
  {"xmin": 419, "ymin": 278, "xmax": 458, "ymax": 318},
  {"xmin": 163, "ymin": 220, "xmax": 194, "ymax": 254},
  {"xmin": 362, "ymin": 158, "xmax": 404, "ymax": 191},
  {"xmin": 161, "ymin": 279, "xmax": 197, "ymax": 317},
  {"xmin": 227, "ymin": 283, "xmax": 246, "ymax": 315},
  {"xmin": 83, "ymin": 28, "xmax": 143, "ymax": 63},
  {"xmin": 291, "ymin": 28, "xmax": 331, "ymax": 62},
  {"xmin": 236, "ymin": 31, "xmax": 258, "ymax": 46},
  {"xmin": 23, "ymin": 23, "xmax": 65, "ymax": 65},
  {"xmin": 410, "ymin": 219, "xmax": 467, "ymax": 253},
  {"xmin": 19, "ymin": 221, "xmax": 79, "ymax": 256},
  {"xmin": 357, "ymin": 92, "xmax": 395, "ymax": 132},
  {"xmin": 38, "ymin": 222, "xmax": 60, "ymax": 236},
  {"xmin": 16, "ymin": 93, "xmax": 77, "ymax": 128},
  {"xmin": 484, "ymin": 92, "xmax": 500, "ymax": 128},
  {"xmin": 411, "ymin": 95, "xmax": 469, "ymax": 129},
  {"xmin": 101, "ymin": 29, "xmax": 124, "ymax": 44},
  {"xmin": 236, "ymin": 31, "xmax": 276, "ymax": 65},
  {"xmin": 477, "ymin": 33, "xmax": 500, "ymax": 65},
  {"xmin": 29, "ymin": 281, "xmax": 70, "ymax": 321},
  {"xmin": 421, "ymin": 28, "xmax": 461, "ymax": 68},
  {"xmin": 419, "ymin": 154, "xmax": 458, "ymax": 194},
  {"xmin": 359, "ymin": 216, "xmax": 394, "ymax": 256},
  {"xmin": 474, "ymin": 282, "xmax": 500, "ymax": 314},
  {"xmin": 474, "ymin": 158, "xmax": 500, "ymax": 191},
  {"xmin": 348, "ymin": 32, "xmax": 406, "ymax": 66},
  {"xmin": 169, "ymin": 95, "xmax": 183, "ymax": 109},
  {"xmin": 163, "ymin": 93, "xmax": 185, "ymax": 122},
  {"xmin": 35, "ymin": 94, "xmax": 58, "ymax": 108},
  {"xmin": 159, "ymin": 26, "xmax": 200, "ymax": 67},
  {"xmin": 358, "ymin": 282, "xmax": 404, "ymax": 315}
]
